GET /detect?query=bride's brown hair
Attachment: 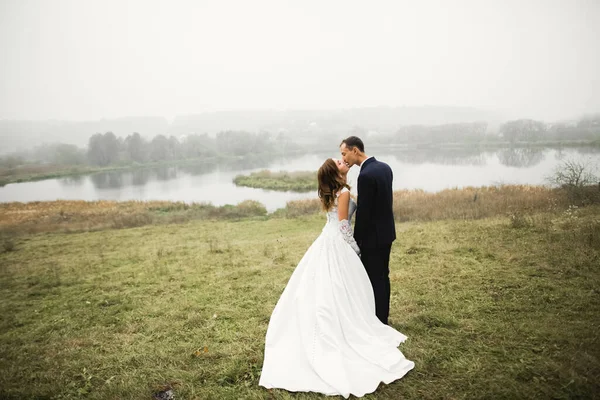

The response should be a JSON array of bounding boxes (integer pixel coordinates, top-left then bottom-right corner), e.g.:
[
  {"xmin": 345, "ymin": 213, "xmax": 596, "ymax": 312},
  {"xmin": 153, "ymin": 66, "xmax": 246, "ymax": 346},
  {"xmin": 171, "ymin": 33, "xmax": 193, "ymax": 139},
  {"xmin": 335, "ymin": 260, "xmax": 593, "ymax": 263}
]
[{"xmin": 318, "ymin": 158, "xmax": 350, "ymax": 211}]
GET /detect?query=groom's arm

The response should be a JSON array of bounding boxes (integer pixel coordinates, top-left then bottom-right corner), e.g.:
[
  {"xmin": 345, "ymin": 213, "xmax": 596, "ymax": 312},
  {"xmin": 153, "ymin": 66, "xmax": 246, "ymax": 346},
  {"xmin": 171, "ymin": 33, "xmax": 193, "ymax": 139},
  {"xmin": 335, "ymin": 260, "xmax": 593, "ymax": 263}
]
[{"xmin": 355, "ymin": 173, "xmax": 375, "ymax": 244}]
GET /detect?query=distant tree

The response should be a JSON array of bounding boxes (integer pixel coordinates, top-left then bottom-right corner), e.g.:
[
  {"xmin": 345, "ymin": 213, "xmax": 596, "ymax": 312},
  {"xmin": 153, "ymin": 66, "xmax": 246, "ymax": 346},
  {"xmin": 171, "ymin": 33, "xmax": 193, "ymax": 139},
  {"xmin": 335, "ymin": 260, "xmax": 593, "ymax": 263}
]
[
  {"xmin": 103, "ymin": 132, "xmax": 119, "ymax": 163},
  {"xmin": 124, "ymin": 132, "xmax": 147, "ymax": 163},
  {"xmin": 149, "ymin": 135, "xmax": 170, "ymax": 161},
  {"xmin": 87, "ymin": 133, "xmax": 105, "ymax": 165},
  {"xmin": 52, "ymin": 143, "xmax": 86, "ymax": 165},
  {"xmin": 255, "ymin": 131, "xmax": 275, "ymax": 153},
  {"xmin": 181, "ymin": 134, "xmax": 217, "ymax": 159},
  {"xmin": 0, "ymin": 155, "xmax": 24, "ymax": 169},
  {"xmin": 576, "ymin": 114, "xmax": 600, "ymax": 140},
  {"xmin": 547, "ymin": 122, "xmax": 572, "ymax": 141},
  {"xmin": 274, "ymin": 132, "xmax": 302, "ymax": 153},
  {"xmin": 87, "ymin": 132, "xmax": 119, "ymax": 166},
  {"xmin": 394, "ymin": 125, "xmax": 428, "ymax": 143},
  {"xmin": 547, "ymin": 117, "xmax": 600, "ymax": 141},
  {"xmin": 457, "ymin": 122, "xmax": 488, "ymax": 142},
  {"xmin": 393, "ymin": 122, "xmax": 487, "ymax": 144},
  {"xmin": 167, "ymin": 135, "xmax": 181, "ymax": 160},
  {"xmin": 216, "ymin": 131, "xmax": 274, "ymax": 156},
  {"xmin": 499, "ymin": 119, "xmax": 546, "ymax": 142}
]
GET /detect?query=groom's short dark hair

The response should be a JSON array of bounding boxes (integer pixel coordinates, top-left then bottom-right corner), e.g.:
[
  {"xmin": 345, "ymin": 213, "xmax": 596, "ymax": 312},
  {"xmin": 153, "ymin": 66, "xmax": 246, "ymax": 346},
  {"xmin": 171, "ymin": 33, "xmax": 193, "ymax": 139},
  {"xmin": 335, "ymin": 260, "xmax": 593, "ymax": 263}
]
[{"xmin": 340, "ymin": 136, "xmax": 365, "ymax": 153}]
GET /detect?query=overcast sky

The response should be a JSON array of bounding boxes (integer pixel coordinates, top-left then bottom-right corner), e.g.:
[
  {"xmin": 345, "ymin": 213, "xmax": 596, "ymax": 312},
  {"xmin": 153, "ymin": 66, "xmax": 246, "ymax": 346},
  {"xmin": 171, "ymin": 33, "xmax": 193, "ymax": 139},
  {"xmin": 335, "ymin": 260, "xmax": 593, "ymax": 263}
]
[{"xmin": 0, "ymin": 0, "xmax": 599, "ymax": 122}]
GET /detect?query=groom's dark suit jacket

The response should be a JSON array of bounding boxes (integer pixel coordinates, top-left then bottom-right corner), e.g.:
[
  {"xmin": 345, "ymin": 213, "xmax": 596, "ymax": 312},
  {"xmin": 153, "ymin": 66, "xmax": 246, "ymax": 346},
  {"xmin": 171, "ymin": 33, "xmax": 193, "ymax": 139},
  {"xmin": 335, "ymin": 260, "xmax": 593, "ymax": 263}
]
[{"xmin": 354, "ymin": 157, "xmax": 396, "ymax": 249}]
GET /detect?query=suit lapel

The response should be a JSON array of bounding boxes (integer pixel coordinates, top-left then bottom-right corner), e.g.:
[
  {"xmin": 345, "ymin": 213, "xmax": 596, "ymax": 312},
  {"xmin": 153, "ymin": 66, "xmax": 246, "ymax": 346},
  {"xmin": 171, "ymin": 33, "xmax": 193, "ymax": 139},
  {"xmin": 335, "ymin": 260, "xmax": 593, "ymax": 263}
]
[
  {"xmin": 357, "ymin": 157, "xmax": 376, "ymax": 199},
  {"xmin": 359, "ymin": 157, "xmax": 376, "ymax": 175}
]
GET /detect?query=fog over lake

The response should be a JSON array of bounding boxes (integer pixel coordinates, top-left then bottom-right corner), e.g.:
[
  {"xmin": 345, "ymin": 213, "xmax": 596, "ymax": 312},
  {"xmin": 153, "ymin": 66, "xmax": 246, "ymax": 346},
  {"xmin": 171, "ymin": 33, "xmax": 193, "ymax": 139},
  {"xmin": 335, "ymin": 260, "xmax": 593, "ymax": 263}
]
[
  {"xmin": 1, "ymin": 147, "xmax": 598, "ymax": 211},
  {"xmin": 1, "ymin": 1, "xmax": 599, "ymax": 211}
]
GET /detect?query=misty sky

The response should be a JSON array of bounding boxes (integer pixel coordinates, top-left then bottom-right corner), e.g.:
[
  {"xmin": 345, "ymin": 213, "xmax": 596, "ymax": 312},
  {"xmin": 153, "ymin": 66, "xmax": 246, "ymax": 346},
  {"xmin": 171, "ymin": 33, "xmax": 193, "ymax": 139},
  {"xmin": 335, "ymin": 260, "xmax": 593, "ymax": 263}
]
[{"xmin": 1, "ymin": 0, "xmax": 599, "ymax": 122}]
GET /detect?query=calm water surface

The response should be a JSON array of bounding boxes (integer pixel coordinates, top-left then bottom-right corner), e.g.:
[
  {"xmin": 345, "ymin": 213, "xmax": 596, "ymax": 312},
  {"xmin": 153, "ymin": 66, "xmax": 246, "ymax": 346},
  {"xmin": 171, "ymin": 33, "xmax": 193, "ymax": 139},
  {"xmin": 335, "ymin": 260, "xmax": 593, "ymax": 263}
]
[{"xmin": 1, "ymin": 147, "xmax": 598, "ymax": 211}]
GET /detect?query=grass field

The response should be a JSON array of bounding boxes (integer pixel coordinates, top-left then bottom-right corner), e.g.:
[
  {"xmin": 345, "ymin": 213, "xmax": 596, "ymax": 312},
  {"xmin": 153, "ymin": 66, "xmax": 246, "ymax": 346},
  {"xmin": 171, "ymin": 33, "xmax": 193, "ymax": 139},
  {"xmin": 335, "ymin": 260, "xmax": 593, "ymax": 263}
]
[{"xmin": 1, "ymin": 193, "xmax": 599, "ymax": 399}]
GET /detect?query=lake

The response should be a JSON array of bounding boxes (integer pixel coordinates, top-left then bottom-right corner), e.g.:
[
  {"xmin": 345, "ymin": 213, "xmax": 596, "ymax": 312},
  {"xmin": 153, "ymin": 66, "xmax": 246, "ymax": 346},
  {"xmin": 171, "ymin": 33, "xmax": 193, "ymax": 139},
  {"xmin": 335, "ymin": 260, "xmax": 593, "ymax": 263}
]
[{"xmin": 1, "ymin": 146, "xmax": 599, "ymax": 212}]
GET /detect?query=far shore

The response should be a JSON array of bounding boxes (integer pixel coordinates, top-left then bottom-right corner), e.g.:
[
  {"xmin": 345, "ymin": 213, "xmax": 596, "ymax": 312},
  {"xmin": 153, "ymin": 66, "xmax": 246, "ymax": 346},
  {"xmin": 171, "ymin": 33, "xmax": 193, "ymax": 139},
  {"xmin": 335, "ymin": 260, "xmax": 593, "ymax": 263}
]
[
  {"xmin": 0, "ymin": 151, "xmax": 297, "ymax": 187},
  {"xmin": 1, "ymin": 140, "xmax": 598, "ymax": 187}
]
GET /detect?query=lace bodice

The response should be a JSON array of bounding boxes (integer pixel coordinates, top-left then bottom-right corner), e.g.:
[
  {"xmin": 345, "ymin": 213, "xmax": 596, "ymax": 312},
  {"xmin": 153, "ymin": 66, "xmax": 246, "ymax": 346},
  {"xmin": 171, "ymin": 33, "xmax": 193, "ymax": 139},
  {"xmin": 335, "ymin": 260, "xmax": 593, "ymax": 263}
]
[
  {"xmin": 323, "ymin": 187, "xmax": 360, "ymax": 254},
  {"xmin": 326, "ymin": 190, "xmax": 357, "ymax": 225}
]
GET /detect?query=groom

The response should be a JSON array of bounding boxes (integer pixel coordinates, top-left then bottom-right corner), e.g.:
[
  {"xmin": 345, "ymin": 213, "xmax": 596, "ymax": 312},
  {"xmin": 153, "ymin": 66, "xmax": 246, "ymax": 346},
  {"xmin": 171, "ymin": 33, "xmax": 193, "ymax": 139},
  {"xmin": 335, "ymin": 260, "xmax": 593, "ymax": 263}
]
[{"xmin": 340, "ymin": 136, "xmax": 396, "ymax": 325}]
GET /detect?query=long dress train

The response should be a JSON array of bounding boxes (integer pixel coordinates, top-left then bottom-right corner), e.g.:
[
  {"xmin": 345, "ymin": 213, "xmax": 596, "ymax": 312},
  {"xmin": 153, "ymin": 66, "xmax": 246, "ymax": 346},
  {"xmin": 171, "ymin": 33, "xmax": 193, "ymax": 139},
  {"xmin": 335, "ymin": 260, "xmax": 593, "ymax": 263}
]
[{"xmin": 259, "ymin": 188, "xmax": 414, "ymax": 398}]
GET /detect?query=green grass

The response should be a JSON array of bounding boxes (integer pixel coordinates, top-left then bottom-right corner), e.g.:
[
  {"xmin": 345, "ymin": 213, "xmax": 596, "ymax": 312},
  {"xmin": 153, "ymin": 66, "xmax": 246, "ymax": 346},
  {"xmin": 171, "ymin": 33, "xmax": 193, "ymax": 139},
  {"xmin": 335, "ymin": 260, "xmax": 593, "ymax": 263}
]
[
  {"xmin": 234, "ymin": 170, "xmax": 317, "ymax": 192},
  {"xmin": 1, "ymin": 206, "xmax": 599, "ymax": 399}
]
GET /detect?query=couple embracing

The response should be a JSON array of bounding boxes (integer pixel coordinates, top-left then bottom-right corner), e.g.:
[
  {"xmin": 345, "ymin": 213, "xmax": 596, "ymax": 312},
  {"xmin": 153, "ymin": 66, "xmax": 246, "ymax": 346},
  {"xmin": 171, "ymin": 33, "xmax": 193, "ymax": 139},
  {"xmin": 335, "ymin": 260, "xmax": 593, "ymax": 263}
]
[{"xmin": 259, "ymin": 136, "xmax": 414, "ymax": 398}]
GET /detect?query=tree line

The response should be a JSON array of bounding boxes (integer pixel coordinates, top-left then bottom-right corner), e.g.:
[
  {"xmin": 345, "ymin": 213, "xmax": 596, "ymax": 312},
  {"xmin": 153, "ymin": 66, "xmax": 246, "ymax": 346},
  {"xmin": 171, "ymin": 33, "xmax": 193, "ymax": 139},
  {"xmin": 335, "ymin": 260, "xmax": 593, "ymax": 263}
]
[
  {"xmin": 0, "ymin": 131, "xmax": 300, "ymax": 168},
  {"xmin": 367, "ymin": 114, "xmax": 600, "ymax": 145},
  {"xmin": 499, "ymin": 116, "xmax": 600, "ymax": 143},
  {"xmin": 1, "ymin": 114, "xmax": 599, "ymax": 169}
]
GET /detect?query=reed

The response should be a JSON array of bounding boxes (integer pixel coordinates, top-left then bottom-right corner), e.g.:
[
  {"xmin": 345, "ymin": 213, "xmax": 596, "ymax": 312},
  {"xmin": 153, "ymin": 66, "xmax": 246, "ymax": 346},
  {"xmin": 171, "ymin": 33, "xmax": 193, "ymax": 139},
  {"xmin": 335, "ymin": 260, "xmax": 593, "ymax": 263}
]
[
  {"xmin": 277, "ymin": 184, "xmax": 600, "ymax": 221},
  {"xmin": 2, "ymin": 184, "xmax": 598, "ymax": 235}
]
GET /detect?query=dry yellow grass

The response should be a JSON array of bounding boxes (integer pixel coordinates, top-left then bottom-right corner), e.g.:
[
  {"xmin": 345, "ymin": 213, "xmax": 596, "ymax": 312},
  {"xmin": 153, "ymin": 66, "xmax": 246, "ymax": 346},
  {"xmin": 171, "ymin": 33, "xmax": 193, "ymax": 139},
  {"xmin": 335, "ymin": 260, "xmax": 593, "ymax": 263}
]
[
  {"xmin": 2, "ymin": 185, "xmax": 598, "ymax": 235},
  {"xmin": 393, "ymin": 185, "xmax": 563, "ymax": 221},
  {"xmin": 281, "ymin": 184, "xmax": 599, "ymax": 221},
  {"xmin": 0, "ymin": 200, "xmax": 267, "ymax": 234},
  {"xmin": 1, "ymin": 200, "xmax": 152, "ymax": 231}
]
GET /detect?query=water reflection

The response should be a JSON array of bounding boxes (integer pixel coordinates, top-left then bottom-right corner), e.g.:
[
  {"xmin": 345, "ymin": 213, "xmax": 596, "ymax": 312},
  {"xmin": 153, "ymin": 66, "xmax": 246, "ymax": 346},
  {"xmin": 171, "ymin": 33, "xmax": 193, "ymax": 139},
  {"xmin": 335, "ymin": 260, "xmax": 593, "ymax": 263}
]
[
  {"xmin": 90, "ymin": 171, "xmax": 124, "ymax": 189},
  {"xmin": 132, "ymin": 169, "xmax": 151, "ymax": 186},
  {"xmin": 3, "ymin": 146, "xmax": 599, "ymax": 211},
  {"xmin": 497, "ymin": 147, "xmax": 545, "ymax": 167},
  {"xmin": 60, "ymin": 175, "xmax": 85, "ymax": 186},
  {"xmin": 60, "ymin": 147, "xmax": 600, "ymax": 192},
  {"xmin": 80, "ymin": 155, "xmax": 280, "ymax": 190},
  {"xmin": 155, "ymin": 166, "xmax": 178, "ymax": 181}
]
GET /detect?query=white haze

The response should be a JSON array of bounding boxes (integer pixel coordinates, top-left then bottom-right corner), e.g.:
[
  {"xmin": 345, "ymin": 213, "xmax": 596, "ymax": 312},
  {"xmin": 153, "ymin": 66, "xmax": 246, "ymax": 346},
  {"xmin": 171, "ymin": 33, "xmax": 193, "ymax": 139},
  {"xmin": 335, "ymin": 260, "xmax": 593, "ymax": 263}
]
[{"xmin": 0, "ymin": 0, "xmax": 599, "ymax": 122}]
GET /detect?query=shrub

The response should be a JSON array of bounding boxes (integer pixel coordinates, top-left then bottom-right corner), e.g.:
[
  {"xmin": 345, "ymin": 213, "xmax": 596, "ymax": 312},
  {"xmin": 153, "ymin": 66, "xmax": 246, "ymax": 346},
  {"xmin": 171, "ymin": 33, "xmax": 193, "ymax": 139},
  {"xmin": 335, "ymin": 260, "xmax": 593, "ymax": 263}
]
[
  {"xmin": 274, "ymin": 198, "xmax": 321, "ymax": 218},
  {"xmin": 235, "ymin": 200, "xmax": 268, "ymax": 217},
  {"xmin": 547, "ymin": 158, "xmax": 600, "ymax": 205}
]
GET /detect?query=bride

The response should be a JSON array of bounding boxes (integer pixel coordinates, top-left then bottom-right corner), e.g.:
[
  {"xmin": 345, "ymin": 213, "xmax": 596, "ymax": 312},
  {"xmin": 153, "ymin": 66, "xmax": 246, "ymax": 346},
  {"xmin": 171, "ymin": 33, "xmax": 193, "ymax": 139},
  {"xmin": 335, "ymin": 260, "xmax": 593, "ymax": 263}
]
[{"xmin": 259, "ymin": 158, "xmax": 414, "ymax": 398}]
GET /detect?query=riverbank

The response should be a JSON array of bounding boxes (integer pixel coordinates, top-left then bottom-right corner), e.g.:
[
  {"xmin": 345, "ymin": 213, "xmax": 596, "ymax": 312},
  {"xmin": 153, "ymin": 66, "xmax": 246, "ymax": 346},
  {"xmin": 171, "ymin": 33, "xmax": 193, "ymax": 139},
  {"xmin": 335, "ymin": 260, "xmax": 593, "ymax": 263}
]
[{"xmin": 1, "ymin": 195, "xmax": 598, "ymax": 398}]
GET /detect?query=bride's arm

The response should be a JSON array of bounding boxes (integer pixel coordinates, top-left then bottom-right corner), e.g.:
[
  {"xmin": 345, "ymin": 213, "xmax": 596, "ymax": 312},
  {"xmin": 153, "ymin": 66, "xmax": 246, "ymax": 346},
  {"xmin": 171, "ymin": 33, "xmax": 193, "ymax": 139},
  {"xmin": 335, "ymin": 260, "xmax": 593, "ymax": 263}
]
[
  {"xmin": 337, "ymin": 191, "xmax": 361, "ymax": 255},
  {"xmin": 337, "ymin": 190, "xmax": 350, "ymax": 221}
]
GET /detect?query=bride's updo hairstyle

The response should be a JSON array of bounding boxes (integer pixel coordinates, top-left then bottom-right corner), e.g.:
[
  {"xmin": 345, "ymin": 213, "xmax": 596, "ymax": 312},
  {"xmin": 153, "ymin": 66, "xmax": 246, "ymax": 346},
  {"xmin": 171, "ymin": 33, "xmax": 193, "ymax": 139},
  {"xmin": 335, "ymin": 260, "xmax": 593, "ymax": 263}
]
[{"xmin": 318, "ymin": 158, "xmax": 350, "ymax": 211}]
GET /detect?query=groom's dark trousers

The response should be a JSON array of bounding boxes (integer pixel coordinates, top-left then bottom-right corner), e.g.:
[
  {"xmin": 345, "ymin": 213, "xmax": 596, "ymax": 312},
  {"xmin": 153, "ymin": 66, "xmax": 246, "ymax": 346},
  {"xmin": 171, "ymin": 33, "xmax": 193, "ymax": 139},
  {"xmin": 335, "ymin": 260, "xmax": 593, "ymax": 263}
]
[
  {"xmin": 354, "ymin": 157, "xmax": 396, "ymax": 325},
  {"xmin": 360, "ymin": 245, "xmax": 392, "ymax": 325}
]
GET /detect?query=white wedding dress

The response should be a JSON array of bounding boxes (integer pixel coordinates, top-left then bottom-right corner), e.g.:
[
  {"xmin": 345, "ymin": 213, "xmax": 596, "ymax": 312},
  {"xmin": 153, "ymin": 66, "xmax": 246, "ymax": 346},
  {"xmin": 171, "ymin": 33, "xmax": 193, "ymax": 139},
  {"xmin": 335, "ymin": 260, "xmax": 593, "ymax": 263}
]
[{"xmin": 259, "ymin": 188, "xmax": 414, "ymax": 398}]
